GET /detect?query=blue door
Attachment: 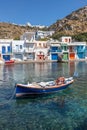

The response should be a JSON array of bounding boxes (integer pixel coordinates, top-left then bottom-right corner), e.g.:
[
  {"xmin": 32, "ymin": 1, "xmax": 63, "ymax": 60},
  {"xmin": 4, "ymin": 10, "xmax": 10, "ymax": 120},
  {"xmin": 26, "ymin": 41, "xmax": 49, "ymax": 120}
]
[
  {"xmin": 3, "ymin": 55, "xmax": 10, "ymax": 61},
  {"xmin": 77, "ymin": 52, "xmax": 85, "ymax": 59},
  {"xmin": 51, "ymin": 54, "xmax": 58, "ymax": 60}
]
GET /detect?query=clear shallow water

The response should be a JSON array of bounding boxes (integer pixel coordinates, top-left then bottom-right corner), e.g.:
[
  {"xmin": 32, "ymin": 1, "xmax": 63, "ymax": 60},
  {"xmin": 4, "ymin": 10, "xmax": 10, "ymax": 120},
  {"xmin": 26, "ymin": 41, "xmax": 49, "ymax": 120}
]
[{"xmin": 0, "ymin": 61, "xmax": 87, "ymax": 130}]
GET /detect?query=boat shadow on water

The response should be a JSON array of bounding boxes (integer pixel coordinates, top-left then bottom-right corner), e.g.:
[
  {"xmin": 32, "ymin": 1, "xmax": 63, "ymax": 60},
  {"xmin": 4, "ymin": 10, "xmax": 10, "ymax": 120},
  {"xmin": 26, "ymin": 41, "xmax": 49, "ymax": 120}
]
[
  {"xmin": 15, "ymin": 93, "xmax": 66, "ymax": 108},
  {"xmin": 15, "ymin": 88, "xmax": 72, "ymax": 107},
  {"xmin": 15, "ymin": 92, "xmax": 61, "ymax": 100}
]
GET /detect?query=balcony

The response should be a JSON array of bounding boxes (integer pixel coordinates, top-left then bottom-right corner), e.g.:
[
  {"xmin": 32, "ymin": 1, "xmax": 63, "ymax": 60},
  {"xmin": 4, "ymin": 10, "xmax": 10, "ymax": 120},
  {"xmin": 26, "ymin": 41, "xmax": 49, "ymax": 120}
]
[
  {"xmin": 77, "ymin": 48, "xmax": 85, "ymax": 53},
  {"xmin": 12, "ymin": 49, "xmax": 24, "ymax": 53},
  {"xmin": 1, "ymin": 51, "xmax": 12, "ymax": 55},
  {"xmin": 24, "ymin": 48, "xmax": 34, "ymax": 53},
  {"xmin": 50, "ymin": 49, "xmax": 62, "ymax": 53}
]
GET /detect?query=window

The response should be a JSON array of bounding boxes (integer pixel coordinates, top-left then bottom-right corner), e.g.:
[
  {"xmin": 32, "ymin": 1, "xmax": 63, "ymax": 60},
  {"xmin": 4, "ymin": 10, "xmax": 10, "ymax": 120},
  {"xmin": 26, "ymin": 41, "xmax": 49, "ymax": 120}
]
[
  {"xmin": 64, "ymin": 46, "xmax": 67, "ymax": 51},
  {"xmin": 65, "ymin": 38, "xmax": 68, "ymax": 42},
  {"xmin": 20, "ymin": 45, "xmax": 22, "ymax": 49},
  {"xmin": 7, "ymin": 46, "xmax": 11, "ymax": 53},
  {"xmin": 39, "ymin": 43, "xmax": 41, "ymax": 47}
]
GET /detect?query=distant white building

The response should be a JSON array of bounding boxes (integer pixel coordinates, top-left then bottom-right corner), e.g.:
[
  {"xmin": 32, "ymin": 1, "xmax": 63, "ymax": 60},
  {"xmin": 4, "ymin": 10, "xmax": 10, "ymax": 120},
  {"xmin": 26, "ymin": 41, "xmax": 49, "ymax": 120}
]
[
  {"xmin": 20, "ymin": 30, "xmax": 55, "ymax": 41},
  {"xmin": 60, "ymin": 36, "xmax": 72, "ymax": 43},
  {"xmin": 20, "ymin": 32, "xmax": 36, "ymax": 41},
  {"xmin": 35, "ymin": 30, "xmax": 54, "ymax": 40},
  {"xmin": 26, "ymin": 22, "xmax": 46, "ymax": 28}
]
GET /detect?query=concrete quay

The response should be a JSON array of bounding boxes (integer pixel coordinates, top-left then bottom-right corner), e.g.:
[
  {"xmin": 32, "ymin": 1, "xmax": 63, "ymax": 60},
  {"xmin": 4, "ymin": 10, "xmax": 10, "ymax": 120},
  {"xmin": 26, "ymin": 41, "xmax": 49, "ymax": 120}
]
[{"xmin": 14, "ymin": 59, "xmax": 87, "ymax": 64}]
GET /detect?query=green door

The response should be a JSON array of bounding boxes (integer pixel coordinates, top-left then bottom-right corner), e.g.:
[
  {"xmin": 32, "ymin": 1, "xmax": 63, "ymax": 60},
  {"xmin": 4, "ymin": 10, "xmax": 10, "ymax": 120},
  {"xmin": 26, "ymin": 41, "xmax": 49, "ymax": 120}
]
[{"xmin": 63, "ymin": 53, "xmax": 68, "ymax": 60}]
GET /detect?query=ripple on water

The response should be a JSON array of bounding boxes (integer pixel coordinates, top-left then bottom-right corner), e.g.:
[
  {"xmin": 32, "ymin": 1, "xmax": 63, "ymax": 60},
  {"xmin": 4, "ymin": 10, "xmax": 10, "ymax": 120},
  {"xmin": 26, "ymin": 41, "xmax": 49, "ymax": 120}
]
[{"xmin": 0, "ymin": 62, "xmax": 87, "ymax": 130}]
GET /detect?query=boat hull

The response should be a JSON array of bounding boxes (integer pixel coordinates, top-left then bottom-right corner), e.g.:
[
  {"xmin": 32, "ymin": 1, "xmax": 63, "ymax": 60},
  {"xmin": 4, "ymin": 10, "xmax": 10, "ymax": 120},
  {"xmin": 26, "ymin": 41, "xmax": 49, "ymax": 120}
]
[
  {"xmin": 15, "ymin": 79, "xmax": 74, "ymax": 98},
  {"xmin": 5, "ymin": 60, "xmax": 15, "ymax": 64}
]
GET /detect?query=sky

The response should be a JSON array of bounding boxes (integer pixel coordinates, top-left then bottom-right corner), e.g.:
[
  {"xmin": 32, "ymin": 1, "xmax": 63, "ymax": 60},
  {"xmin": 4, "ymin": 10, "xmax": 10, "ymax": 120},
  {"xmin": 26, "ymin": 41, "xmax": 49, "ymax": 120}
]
[{"xmin": 0, "ymin": 0, "xmax": 87, "ymax": 26}]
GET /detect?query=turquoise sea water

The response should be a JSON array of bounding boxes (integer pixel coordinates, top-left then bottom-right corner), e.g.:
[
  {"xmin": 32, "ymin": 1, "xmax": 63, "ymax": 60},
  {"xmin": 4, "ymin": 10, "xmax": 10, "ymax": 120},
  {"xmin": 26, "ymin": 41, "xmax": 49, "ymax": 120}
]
[{"xmin": 0, "ymin": 61, "xmax": 87, "ymax": 130}]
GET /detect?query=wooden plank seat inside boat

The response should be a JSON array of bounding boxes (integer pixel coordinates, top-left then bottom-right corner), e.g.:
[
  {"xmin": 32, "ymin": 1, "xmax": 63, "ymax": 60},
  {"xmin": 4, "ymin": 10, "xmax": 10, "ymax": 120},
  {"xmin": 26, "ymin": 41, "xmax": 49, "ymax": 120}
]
[
  {"xmin": 31, "ymin": 80, "xmax": 65, "ymax": 88},
  {"xmin": 38, "ymin": 81, "xmax": 55, "ymax": 87}
]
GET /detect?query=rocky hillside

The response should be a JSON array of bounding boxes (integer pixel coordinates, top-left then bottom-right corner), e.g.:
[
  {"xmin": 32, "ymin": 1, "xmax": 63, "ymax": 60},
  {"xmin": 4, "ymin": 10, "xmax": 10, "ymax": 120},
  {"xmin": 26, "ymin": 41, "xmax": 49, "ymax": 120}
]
[
  {"xmin": 49, "ymin": 6, "xmax": 87, "ymax": 36},
  {"xmin": 0, "ymin": 6, "xmax": 87, "ymax": 39},
  {"xmin": 0, "ymin": 22, "xmax": 37, "ymax": 39}
]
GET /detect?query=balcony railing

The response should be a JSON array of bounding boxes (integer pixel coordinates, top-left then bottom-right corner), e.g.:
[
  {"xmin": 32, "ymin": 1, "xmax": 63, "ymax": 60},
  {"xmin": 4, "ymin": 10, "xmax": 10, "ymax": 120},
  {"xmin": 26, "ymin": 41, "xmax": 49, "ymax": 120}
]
[
  {"xmin": 50, "ymin": 50, "xmax": 62, "ymax": 53},
  {"xmin": 77, "ymin": 49, "xmax": 85, "ymax": 53},
  {"xmin": 12, "ymin": 49, "xmax": 24, "ymax": 53},
  {"xmin": 1, "ymin": 51, "xmax": 12, "ymax": 54},
  {"xmin": 24, "ymin": 49, "xmax": 34, "ymax": 53}
]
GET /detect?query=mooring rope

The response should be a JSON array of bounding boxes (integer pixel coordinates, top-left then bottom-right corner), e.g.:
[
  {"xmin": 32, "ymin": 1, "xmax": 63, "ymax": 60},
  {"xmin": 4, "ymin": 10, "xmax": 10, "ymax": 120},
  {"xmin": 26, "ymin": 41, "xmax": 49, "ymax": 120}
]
[
  {"xmin": 0, "ymin": 84, "xmax": 16, "ymax": 106},
  {"xmin": 0, "ymin": 75, "xmax": 17, "ymax": 106}
]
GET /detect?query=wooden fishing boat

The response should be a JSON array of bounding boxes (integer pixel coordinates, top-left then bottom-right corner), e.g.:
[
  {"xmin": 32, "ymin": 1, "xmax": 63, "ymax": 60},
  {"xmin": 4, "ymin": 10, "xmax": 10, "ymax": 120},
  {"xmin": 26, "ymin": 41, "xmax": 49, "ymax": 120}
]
[
  {"xmin": 5, "ymin": 60, "xmax": 15, "ymax": 64},
  {"xmin": 15, "ymin": 77, "xmax": 74, "ymax": 98}
]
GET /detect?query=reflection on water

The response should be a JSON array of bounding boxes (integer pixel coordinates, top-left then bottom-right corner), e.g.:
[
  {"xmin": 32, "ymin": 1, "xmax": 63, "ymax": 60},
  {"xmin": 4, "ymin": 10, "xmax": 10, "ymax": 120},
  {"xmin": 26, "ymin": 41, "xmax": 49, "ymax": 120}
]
[
  {"xmin": 68, "ymin": 61, "xmax": 76, "ymax": 76},
  {"xmin": 0, "ymin": 61, "xmax": 87, "ymax": 130}
]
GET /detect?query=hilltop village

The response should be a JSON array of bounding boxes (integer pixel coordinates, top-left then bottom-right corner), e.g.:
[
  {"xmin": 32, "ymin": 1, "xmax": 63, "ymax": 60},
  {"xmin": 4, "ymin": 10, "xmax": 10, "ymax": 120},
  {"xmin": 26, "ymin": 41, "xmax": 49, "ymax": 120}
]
[{"xmin": 0, "ymin": 30, "xmax": 87, "ymax": 64}]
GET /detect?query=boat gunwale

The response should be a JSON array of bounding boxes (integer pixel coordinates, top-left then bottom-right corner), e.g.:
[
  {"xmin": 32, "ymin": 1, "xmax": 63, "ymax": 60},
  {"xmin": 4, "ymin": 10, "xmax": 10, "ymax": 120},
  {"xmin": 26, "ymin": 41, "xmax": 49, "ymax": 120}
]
[{"xmin": 16, "ymin": 80, "xmax": 74, "ymax": 90}]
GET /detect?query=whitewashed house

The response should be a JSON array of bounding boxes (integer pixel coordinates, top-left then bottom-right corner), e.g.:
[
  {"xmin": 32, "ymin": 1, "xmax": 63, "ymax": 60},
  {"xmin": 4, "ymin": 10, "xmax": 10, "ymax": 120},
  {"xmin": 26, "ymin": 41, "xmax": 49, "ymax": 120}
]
[
  {"xmin": 0, "ymin": 39, "xmax": 13, "ymax": 62},
  {"xmin": 34, "ymin": 41, "xmax": 49, "ymax": 61},
  {"xmin": 48, "ymin": 39, "xmax": 62, "ymax": 61},
  {"xmin": 24, "ymin": 41, "xmax": 35, "ymax": 60},
  {"xmin": 12, "ymin": 40, "xmax": 25, "ymax": 61}
]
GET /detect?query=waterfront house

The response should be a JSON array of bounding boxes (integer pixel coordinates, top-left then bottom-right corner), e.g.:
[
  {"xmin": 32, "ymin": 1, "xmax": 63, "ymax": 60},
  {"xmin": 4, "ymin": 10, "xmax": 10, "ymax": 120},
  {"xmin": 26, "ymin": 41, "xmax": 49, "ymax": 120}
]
[
  {"xmin": 49, "ymin": 40, "xmax": 62, "ymax": 61},
  {"xmin": 34, "ymin": 41, "xmax": 49, "ymax": 61},
  {"xmin": 61, "ymin": 43, "xmax": 69, "ymax": 60},
  {"xmin": 60, "ymin": 36, "xmax": 86, "ymax": 60},
  {"xmin": 60, "ymin": 36, "xmax": 72, "ymax": 61},
  {"xmin": 68, "ymin": 42, "xmax": 86, "ymax": 60},
  {"xmin": 24, "ymin": 41, "xmax": 35, "ymax": 60},
  {"xmin": 75, "ymin": 42, "xmax": 86, "ymax": 59},
  {"xmin": 0, "ymin": 39, "xmax": 13, "ymax": 61},
  {"xmin": 12, "ymin": 40, "xmax": 25, "ymax": 61}
]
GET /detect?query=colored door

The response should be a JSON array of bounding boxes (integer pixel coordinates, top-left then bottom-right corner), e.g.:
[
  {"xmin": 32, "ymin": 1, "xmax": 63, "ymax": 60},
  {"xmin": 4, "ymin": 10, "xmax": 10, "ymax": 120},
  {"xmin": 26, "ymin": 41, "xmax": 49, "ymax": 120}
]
[
  {"xmin": 77, "ymin": 52, "xmax": 85, "ymax": 59},
  {"xmin": 69, "ymin": 53, "xmax": 75, "ymax": 60},
  {"xmin": 51, "ymin": 54, "xmax": 58, "ymax": 60},
  {"xmin": 3, "ymin": 55, "xmax": 10, "ymax": 61},
  {"xmin": 63, "ymin": 53, "xmax": 68, "ymax": 60}
]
